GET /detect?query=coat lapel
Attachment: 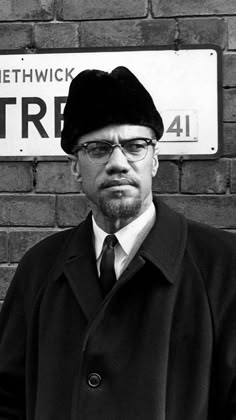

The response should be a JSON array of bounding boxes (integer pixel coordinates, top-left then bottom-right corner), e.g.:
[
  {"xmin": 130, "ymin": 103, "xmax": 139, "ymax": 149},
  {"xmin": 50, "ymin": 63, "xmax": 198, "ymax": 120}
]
[
  {"xmin": 138, "ymin": 198, "xmax": 187, "ymax": 284},
  {"xmin": 62, "ymin": 214, "xmax": 103, "ymax": 322}
]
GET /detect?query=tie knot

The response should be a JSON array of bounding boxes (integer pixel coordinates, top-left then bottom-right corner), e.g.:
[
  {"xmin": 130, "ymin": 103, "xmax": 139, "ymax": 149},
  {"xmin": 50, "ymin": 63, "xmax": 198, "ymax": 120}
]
[{"xmin": 104, "ymin": 234, "xmax": 118, "ymax": 248}]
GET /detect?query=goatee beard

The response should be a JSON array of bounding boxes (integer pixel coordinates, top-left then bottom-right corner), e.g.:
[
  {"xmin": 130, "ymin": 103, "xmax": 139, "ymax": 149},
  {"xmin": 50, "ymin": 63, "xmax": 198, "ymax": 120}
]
[{"xmin": 98, "ymin": 197, "xmax": 142, "ymax": 222}]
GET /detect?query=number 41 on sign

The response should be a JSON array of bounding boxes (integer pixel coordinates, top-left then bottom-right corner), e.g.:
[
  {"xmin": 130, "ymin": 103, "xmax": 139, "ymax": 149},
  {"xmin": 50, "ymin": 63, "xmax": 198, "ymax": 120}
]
[{"xmin": 160, "ymin": 110, "xmax": 198, "ymax": 142}]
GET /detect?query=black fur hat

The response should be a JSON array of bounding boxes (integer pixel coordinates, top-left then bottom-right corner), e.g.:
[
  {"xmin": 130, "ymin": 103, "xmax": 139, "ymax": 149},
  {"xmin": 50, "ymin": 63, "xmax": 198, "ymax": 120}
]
[{"xmin": 61, "ymin": 66, "xmax": 164, "ymax": 154}]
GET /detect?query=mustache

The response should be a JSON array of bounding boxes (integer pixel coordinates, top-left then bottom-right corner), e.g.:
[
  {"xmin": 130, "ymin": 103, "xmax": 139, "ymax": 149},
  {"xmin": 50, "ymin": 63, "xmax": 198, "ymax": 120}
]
[{"xmin": 100, "ymin": 178, "xmax": 138, "ymax": 189}]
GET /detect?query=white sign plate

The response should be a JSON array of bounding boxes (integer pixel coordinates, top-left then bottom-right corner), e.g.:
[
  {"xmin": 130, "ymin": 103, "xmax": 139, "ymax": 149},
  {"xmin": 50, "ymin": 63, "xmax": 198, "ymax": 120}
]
[{"xmin": 0, "ymin": 47, "xmax": 221, "ymax": 158}]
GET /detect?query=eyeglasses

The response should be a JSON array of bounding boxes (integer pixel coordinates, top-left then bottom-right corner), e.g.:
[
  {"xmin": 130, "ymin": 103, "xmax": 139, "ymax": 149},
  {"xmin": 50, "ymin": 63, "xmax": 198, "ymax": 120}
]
[{"xmin": 72, "ymin": 138, "xmax": 157, "ymax": 164}]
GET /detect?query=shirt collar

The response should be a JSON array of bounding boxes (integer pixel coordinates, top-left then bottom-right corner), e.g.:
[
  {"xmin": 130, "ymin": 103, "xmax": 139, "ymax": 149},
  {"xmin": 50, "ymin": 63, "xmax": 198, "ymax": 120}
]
[
  {"xmin": 115, "ymin": 203, "xmax": 156, "ymax": 256},
  {"xmin": 92, "ymin": 203, "xmax": 156, "ymax": 260},
  {"xmin": 92, "ymin": 218, "xmax": 107, "ymax": 260}
]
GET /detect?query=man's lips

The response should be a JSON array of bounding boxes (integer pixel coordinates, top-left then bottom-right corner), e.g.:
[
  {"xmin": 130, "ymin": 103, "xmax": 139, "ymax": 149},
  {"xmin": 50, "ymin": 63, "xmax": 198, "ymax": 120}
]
[{"xmin": 101, "ymin": 179, "xmax": 137, "ymax": 189}]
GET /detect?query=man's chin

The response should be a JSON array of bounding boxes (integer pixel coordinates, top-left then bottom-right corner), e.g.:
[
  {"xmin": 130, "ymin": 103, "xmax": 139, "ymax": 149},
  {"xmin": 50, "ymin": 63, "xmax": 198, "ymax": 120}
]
[{"xmin": 98, "ymin": 196, "xmax": 142, "ymax": 221}]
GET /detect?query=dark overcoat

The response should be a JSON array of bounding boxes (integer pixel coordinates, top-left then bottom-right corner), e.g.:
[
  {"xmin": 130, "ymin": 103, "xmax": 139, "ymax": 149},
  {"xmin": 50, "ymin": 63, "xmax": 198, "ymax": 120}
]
[{"xmin": 0, "ymin": 199, "xmax": 236, "ymax": 420}]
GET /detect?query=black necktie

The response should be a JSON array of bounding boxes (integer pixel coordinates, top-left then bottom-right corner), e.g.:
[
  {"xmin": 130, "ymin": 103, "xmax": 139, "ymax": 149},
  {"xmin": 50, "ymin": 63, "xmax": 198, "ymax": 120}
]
[{"xmin": 99, "ymin": 235, "xmax": 118, "ymax": 296}]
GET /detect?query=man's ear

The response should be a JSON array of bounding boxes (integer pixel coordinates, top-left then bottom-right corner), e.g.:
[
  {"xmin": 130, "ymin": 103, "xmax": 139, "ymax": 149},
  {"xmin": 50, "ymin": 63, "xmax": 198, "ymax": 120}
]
[
  {"xmin": 152, "ymin": 144, "xmax": 159, "ymax": 177},
  {"xmin": 68, "ymin": 154, "xmax": 82, "ymax": 183}
]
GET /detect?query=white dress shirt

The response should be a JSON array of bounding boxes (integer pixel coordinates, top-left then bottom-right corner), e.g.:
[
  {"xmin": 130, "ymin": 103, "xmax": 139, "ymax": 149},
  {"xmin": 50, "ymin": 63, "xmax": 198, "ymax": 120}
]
[{"xmin": 92, "ymin": 202, "xmax": 156, "ymax": 280}]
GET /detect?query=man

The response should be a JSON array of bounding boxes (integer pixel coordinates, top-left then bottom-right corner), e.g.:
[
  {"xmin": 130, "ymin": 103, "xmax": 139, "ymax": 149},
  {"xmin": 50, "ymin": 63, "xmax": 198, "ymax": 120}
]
[{"xmin": 0, "ymin": 66, "xmax": 235, "ymax": 420}]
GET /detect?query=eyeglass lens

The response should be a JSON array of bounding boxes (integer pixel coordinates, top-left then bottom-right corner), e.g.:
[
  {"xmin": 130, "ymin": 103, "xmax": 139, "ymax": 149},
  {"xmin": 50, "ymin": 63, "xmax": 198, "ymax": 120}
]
[{"xmin": 86, "ymin": 140, "xmax": 149, "ymax": 163}]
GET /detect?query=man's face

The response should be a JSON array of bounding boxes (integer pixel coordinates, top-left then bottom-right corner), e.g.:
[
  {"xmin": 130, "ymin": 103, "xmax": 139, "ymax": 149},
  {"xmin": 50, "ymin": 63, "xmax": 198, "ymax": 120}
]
[{"xmin": 70, "ymin": 124, "xmax": 159, "ymax": 231}]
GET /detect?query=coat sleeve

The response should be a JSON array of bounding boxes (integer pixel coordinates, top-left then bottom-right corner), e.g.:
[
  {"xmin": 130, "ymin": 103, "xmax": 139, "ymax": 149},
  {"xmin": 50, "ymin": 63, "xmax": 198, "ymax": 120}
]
[
  {"xmin": 212, "ymin": 276, "xmax": 236, "ymax": 420},
  {"xmin": 189, "ymin": 224, "xmax": 236, "ymax": 419},
  {"xmin": 0, "ymin": 264, "xmax": 26, "ymax": 420},
  {"xmin": 0, "ymin": 228, "xmax": 73, "ymax": 420},
  {"xmin": 204, "ymin": 233, "xmax": 236, "ymax": 419}
]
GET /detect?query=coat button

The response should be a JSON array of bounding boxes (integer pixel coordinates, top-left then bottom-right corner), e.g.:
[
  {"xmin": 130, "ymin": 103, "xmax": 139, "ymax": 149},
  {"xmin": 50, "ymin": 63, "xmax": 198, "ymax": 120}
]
[{"xmin": 88, "ymin": 373, "xmax": 102, "ymax": 388}]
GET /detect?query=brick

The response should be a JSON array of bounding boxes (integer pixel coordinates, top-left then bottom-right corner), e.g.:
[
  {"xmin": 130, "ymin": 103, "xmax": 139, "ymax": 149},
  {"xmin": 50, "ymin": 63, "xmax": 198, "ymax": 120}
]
[
  {"xmin": 0, "ymin": 232, "xmax": 7, "ymax": 262},
  {"xmin": 0, "ymin": 24, "xmax": 32, "ymax": 49},
  {"xmin": 0, "ymin": 162, "xmax": 33, "ymax": 192},
  {"xmin": 34, "ymin": 23, "xmax": 79, "ymax": 49},
  {"xmin": 0, "ymin": 0, "xmax": 54, "ymax": 21},
  {"xmin": 80, "ymin": 19, "xmax": 176, "ymax": 47},
  {"xmin": 224, "ymin": 89, "xmax": 236, "ymax": 121},
  {"xmin": 59, "ymin": 0, "xmax": 147, "ymax": 20},
  {"xmin": 152, "ymin": 0, "xmax": 236, "ymax": 17},
  {"xmin": 0, "ymin": 266, "xmax": 16, "ymax": 299},
  {"xmin": 223, "ymin": 123, "xmax": 236, "ymax": 157},
  {"xmin": 152, "ymin": 161, "xmax": 179, "ymax": 193},
  {"xmin": 223, "ymin": 54, "xmax": 236, "ymax": 87},
  {"xmin": 178, "ymin": 18, "xmax": 226, "ymax": 48},
  {"xmin": 36, "ymin": 162, "xmax": 80, "ymax": 193},
  {"xmin": 0, "ymin": 195, "xmax": 55, "ymax": 226},
  {"xmin": 181, "ymin": 160, "xmax": 229, "ymax": 194},
  {"xmin": 158, "ymin": 195, "xmax": 236, "ymax": 228},
  {"xmin": 231, "ymin": 160, "xmax": 236, "ymax": 193},
  {"xmin": 56, "ymin": 194, "xmax": 90, "ymax": 227},
  {"xmin": 228, "ymin": 18, "xmax": 236, "ymax": 50},
  {"xmin": 9, "ymin": 229, "xmax": 58, "ymax": 262}
]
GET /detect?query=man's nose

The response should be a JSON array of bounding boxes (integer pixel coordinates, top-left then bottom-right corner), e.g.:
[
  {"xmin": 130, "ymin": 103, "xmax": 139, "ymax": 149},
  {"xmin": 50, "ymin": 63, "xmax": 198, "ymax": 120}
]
[{"xmin": 105, "ymin": 145, "xmax": 130, "ymax": 173}]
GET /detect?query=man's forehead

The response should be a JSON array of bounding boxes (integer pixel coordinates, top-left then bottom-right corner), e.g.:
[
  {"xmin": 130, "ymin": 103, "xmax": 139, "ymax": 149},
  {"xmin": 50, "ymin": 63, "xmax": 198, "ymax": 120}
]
[{"xmin": 78, "ymin": 124, "xmax": 155, "ymax": 143}]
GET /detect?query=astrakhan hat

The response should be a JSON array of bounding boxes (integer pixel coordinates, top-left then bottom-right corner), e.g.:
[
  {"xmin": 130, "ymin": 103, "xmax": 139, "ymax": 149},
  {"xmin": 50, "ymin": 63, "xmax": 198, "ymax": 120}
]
[{"xmin": 61, "ymin": 66, "xmax": 164, "ymax": 154}]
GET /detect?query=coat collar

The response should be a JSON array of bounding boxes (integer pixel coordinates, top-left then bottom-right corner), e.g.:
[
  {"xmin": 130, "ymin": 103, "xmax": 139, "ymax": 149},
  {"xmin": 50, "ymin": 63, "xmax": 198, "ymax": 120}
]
[
  {"xmin": 63, "ymin": 216, "xmax": 104, "ymax": 320},
  {"xmin": 61, "ymin": 197, "xmax": 187, "ymax": 283},
  {"xmin": 139, "ymin": 197, "xmax": 187, "ymax": 284},
  {"xmin": 48, "ymin": 215, "xmax": 103, "ymax": 321},
  {"xmin": 49, "ymin": 197, "xmax": 187, "ymax": 320}
]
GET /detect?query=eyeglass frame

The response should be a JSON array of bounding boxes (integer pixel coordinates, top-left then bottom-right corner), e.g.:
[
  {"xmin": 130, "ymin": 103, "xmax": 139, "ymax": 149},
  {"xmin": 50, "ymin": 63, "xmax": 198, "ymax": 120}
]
[{"xmin": 72, "ymin": 137, "xmax": 157, "ymax": 164}]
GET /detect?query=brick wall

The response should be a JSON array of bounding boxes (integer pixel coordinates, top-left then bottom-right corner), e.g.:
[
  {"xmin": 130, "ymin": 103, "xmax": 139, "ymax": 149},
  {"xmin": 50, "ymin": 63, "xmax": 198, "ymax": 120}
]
[{"xmin": 0, "ymin": 0, "xmax": 236, "ymax": 306}]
